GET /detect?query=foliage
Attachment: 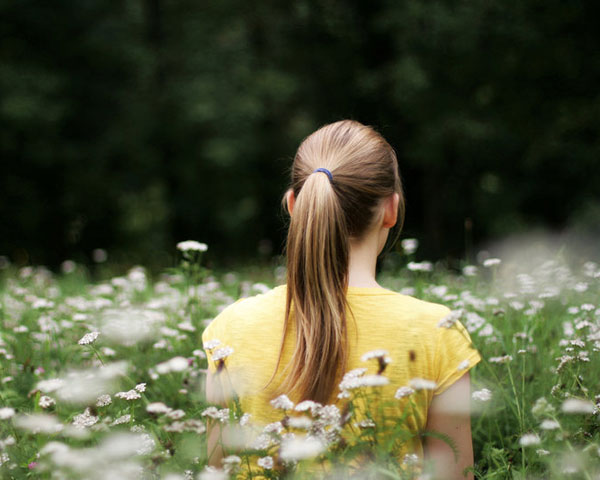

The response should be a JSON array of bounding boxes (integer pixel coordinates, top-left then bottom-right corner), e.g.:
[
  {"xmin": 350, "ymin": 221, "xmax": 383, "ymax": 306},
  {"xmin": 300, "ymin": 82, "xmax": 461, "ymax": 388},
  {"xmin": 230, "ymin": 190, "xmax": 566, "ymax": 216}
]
[{"xmin": 1, "ymin": 1, "xmax": 600, "ymax": 266}]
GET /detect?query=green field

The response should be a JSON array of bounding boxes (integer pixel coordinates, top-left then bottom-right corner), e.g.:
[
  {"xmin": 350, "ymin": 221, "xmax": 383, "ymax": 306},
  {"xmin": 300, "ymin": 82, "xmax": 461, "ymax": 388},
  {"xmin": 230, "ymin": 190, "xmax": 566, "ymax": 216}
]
[{"xmin": 1, "ymin": 246, "xmax": 599, "ymax": 479}]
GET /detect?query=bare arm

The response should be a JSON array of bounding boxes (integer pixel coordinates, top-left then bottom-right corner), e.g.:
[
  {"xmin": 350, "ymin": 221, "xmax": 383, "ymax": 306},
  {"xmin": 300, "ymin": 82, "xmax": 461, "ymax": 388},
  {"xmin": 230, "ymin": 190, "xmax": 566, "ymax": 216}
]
[
  {"xmin": 424, "ymin": 372, "xmax": 475, "ymax": 480},
  {"xmin": 205, "ymin": 370, "xmax": 225, "ymax": 467}
]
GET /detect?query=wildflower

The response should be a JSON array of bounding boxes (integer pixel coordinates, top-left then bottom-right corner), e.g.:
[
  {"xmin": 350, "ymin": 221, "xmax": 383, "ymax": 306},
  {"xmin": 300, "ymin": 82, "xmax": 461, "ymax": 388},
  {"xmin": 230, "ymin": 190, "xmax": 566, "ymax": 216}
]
[
  {"xmin": 270, "ymin": 395, "xmax": 294, "ymax": 411},
  {"xmin": 257, "ymin": 456, "xmax": 274, "ymax": 469},
  {"xmin": 239, "ymin": 413, "xmax": 251, "ymax": 426},
  {"xmin": 409, "ymin": 378, "xmax": 437, "ymax": 390},
  {"xmin": 193, "ymin": 349, "xmax": 207, "ymax": 359},
  {"xmin": 134, "ymin": 383, "xmax": 146, "ymax": 393},
  {"xmin": 483, "ymin": 258, "xmax": 501, "ymax": 268},
  {"xmin": 0, "ymin": 407, "xmax": 15, "ymax": 420},
  {"xmin": 264, "ymin": 421, "xmax": 284, "ymax": 434},
  {"xmin": 176, "ymin": 241, "xmax": 208, "ymax": 253},
  {"xmin": 39, "ymin": 395, "xmax": 55, "ymax": 409},
  {"xmin": 295, "ymin": 400, "xmax": 322, "ymax": 415},
  {"xmin": 96, "ymin": 394, "xmax": 112, "ymax": 407},
  {"xmin": 360, "ymin": 349, "xmax": 390, "ymax": 363},
  {"xmin": 395, "ymin": 386, "xmax": 415, "ymax": 399},
  {"xmin": 147, "ymin": 402, "xmax": 172, "ymax": 414},
  {"xmin": 280, "ymin": 435, "xmax": 326, "ymax": 462},
  {"xmin": 198, "ymin": 466, "xmax": 228, "ymax": 480},
  {"xmin": 156, "ymin": 356, "xmax": 189, "ymax": 375},
  {"xmin": 14, "ymin": 413, "xmax": 63, "ymax": 434},
  {"xmin": 472, "ymin": 388, "xmax": 492, "ymax": 402},
  {"xmin": 540, "ymin": 419, "xmax": 560, "ymax": 430},
  {"xmin": 457, "ymin": 359, "xmax": 470, "ymax": 371},
  {"xmin": 222, "ymin": 455, "xmax": 242, "ymax": 471},
  {"xmin": 358, "ymin": 375, "xmax": 390, "ymax": 387},
  {"xmin": 561, "ymin": 398, "xmax": 595, "ymax": 414},
  {"xmin": 462, "ymin": 265, "xmax": 478, "ymax": 277},
  {"xmin": 72, "ymin": 408, "xmax": 99, "ymax": 428},
  {"xmin": 536, "ymin": 449, "xmax": 550, "ymax": 456},
  {"xmin": 403, "ymin": 453, "xmax": 420, "ymax": 465},
  {"xmin": 438, "ymin": 309, "xmax": 462, "ymax": 328},
  {"xmin": 212, "ymin": 347, "xmax": 234, "ymax": 362},
  {"xmin": 317, "ymin": 405, "xmax": 341, "ymax": 425},
  {"xmin": 78, "ymin": 331, "xmax": 100, "ymax": 346},
  {"xmin": 167, "ymin": 409, "xmax": 185, "ymax": 420},
  {"xmin": 489, "ymin": 355, "xmax": 513, "ymax": 364},
  {"xmin": 287, "ymin": 416, "xmax": 313, "ymax": 430},
  {"xmin": 115, "ymin": 389, "xmax": 141, "ymax": 401},
  {"xmin": 401, "ymin": 238, "xmax": 419, "ymax": 255},
  {"xmin": 203, "ymin": 339, "xmax": 221, "ymax": 351},
  {"xmin": 110, "ymin": 414, "xmax": 131, "ymax": 426},
  {"xmin": 407, "ymin": 261, "xmax": 433, "ymax": 272},
  {"xmin": 519, "ymin": 433, "xmax": 541, "ymax": 446},
  {"xmin": 201, "ymin": 407, "xmax": 220, "ymax": 419}
]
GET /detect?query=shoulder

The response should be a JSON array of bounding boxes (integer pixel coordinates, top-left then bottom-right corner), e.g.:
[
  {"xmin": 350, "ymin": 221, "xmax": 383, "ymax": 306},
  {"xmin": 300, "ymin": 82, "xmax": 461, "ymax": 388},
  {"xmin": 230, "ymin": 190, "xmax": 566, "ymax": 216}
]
[
  {"xmin": 201, "ymin": 285, "xmax": 285, "ymax": 344},
  {"xmin": 379, "ymin": 290, "xmax": 452, "ymax": 325}
]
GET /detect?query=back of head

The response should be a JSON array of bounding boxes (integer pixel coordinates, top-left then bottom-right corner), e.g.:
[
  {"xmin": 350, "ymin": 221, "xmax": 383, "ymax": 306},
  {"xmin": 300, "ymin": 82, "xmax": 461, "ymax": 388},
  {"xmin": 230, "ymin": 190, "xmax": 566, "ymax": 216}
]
[{"xmin": 276, "ymin": 119, "xmax": 405, "ymax": 404}]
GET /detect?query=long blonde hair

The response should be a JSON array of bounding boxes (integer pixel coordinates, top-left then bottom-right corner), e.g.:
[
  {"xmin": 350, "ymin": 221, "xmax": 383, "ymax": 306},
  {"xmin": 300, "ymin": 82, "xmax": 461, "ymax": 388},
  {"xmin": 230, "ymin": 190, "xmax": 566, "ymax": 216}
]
[{"xmin": 274, "ymin": 119, "xmax": 405, "ymax": 404}]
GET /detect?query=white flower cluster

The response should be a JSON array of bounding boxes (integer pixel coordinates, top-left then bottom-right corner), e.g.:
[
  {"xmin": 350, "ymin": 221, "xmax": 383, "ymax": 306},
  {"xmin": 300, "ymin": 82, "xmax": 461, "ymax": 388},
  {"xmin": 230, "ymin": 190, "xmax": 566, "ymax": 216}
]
[{"xmin": 176, "ymin": 241, "xmax": 208, "ymax": 253}]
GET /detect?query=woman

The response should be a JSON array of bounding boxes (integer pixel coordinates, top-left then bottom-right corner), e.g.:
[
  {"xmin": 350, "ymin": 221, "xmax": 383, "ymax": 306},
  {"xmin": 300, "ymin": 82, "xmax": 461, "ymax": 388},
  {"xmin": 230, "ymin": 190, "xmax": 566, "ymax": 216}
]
[{"xmin": 203, "ymin": 120, "xmax": 481, "ymax": 479}]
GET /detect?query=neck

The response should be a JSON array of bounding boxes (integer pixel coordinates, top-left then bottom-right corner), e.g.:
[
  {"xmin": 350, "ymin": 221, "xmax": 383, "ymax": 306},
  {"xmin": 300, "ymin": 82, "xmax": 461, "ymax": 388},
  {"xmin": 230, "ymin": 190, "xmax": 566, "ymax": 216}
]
[{"xmin": 347, "ymin": 232, "xmax": 382, "ymax": 288}]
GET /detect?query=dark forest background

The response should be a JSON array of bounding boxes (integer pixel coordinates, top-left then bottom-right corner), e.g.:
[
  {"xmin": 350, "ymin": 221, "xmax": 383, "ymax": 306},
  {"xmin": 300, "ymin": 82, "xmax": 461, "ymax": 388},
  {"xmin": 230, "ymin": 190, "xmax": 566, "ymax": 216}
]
[{"xmin": 2, "ymin": 0, "xmax": 600, "ymax": 270}]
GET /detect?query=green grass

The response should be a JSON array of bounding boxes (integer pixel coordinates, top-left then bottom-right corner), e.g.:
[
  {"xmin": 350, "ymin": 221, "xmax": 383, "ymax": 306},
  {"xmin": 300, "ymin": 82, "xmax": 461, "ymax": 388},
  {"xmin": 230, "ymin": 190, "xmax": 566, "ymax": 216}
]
[{"xmin": 0, "ymin": 250, "xmax": 599, "ymax": 479}]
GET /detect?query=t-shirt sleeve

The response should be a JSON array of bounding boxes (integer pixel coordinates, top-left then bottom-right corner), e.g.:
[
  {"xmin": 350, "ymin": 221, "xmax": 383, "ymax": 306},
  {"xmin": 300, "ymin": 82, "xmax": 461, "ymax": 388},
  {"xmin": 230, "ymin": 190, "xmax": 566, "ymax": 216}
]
[{"xmin": 433, "ymin": 309, "xmax": 482, "ymax": 396}]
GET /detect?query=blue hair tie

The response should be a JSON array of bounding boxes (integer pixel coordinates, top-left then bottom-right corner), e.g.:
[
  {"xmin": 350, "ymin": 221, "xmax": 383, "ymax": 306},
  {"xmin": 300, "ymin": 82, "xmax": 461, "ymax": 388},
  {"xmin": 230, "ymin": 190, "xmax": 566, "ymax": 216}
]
[{"xmin": 313, "ymin": 168, "xmax": 333, "ymax": 183}]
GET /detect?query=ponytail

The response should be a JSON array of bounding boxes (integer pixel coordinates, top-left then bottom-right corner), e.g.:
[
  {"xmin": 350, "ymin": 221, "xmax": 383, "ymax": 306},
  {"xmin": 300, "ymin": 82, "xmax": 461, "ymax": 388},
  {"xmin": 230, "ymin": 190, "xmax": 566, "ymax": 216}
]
[
  {"xmin": 279, "ymin": 171, "xmax": 350, "ymax": 403},
  {"xmin": 270, "ymin": 120, "xmax": 405, "ymax": 404}
]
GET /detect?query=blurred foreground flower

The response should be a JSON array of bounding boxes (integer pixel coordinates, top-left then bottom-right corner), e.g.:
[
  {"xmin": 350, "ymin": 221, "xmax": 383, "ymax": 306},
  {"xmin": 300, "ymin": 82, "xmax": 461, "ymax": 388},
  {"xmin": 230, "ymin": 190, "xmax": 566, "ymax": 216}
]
[
  {"xmin": 100, "ymin": 308, "xmax": 165, "ymax": 346},
  {"xmin": 177, "ymin": 241, "xmax": 208, "ymax": 253}
]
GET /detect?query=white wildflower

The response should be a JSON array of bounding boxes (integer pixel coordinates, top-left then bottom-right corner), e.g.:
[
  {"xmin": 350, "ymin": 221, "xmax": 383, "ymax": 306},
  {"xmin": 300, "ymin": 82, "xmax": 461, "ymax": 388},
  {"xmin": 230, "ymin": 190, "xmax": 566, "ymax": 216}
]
[
  {"xmin": 462, "ymin": 265, "xmax": 478, "ymax": 276},
  {"xmin": 280, "ymin": 435, "xmax": 326, "ymax": 461},
  {"xmin": 156, "ymin": 356, "xmax": 189, "ymax": 375},
  {"xmin": 519, "ymin": 433, "xmax": 541, "ymax": 446},
  {"xmin": 110, "ymin": 414, "xmax": 131, "ymax": 426},
  {"xmin": 167, "ymin": 409, "xmax": 186, "ymax": 420},
  {"xmin": 540, "ymin": 419, "xmax": 560, "ymax": 430},
  {"xmin": 257, "ymin": 456, "xmax": 273, "ymax": 469},
  {"xmin": 483, "ymin": 258, "xmax": 501, "ymax": 267},
  {"xmin": 78, "ymin": 331, "xmax": 100, "ymax": 346},
  {"xmin": 489, "ymin": 355, "xmax": 513, "ymax": 364},
  {"xmin": 115, "ymin": 389, "xmax": 141, "ymax": 401},
  {"xmin": 360, "ymin": 349, "xmax": 390, "ymax": 362},
  {"xmin": 176, "ymin": 241, "xmax": 208, "ymax": 253},
  {"xmin": 401, "ymin": 238, "xmax": 419, "ymax": 255},
  {"xmin": 96, "ymin": 394, "xmax": 112, "ymax": 407},
  {"xmin": 457, "ymin": 359, "xmax": 470, "ymax": 371},
  {"xmin": 14, "ymin": 413, "xmax": 63, "ymax": 434},
  {"xmin": 197, "ymin": 466, "xmax": 228, "ymax": 480},
  {"xmin": 134, "ymin": 383, "xmax": 146, "ymax": 393},
  {"xmin": 561, "ymin": 398, "xmax": 595, "ymax": 414},
  {"xmin": 536, "ymin": 449, "xmax": 550, "ymax": 456},
  {"xmin": 409, "ymin": 378, "xmax": 437, "ymax": 390},
  {"xmin": 438, "ymin": 309, "xmax": 462, "ymax": 328},
  {"xmin": 395, "ymin": 386, "xmax": 415, "ymax": 399},
  {"xmin": 39, "ymin": 395, "xmax": 55, "ymax": 409},
  {"xmin": 287, "ymin": 416, "xmax": 313, "ymax": 430},
  {"xmin": 403, "ymin": 453, "xmax": 420, "ymax": 465},
  {"xmin": 72, "ymin": 407, "xmax": 99, "ymax": 429},
  {"xmin": 0, "ymin": 407, "xmax": 15, "ymax": 420},
  {"xmin": 270, "ymin": 395, "xmax": 294, "ymax": 411},
  {"xmin": 407, "ymin": 261, "xmax": 433, "ymax": 272},
  {"xmin": 201, "ymin": 407, "xmax": 220, "ymax": 419},
  {"xmin": 295, "ymin": 400, "xmax": 322, "ymax": 415},
  {"xmin": 146, "ymin": 402, "xmax": 172, "ymax": 415},
  {"xmin": 472, "ymin": 388, "xmax": 492, "ymax": 402},
  {"xmin": 212, "ymin": 347, "xmax": 234, "ymax": 362},
  {"xmin": 203, "ymin": 339, "xmax": 221, "ymax": 351}
]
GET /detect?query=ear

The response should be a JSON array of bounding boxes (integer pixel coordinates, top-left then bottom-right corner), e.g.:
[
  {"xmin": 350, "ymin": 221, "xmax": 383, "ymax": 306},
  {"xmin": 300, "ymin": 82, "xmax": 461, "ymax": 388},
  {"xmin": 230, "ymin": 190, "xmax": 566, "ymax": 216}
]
[
  {"xmin": 382, "ymin": 193, "xmax": 399, "ymax": 229},
  {"xmin": 285, "ymin": 189, "xmax": 295, "ymax": 216}
]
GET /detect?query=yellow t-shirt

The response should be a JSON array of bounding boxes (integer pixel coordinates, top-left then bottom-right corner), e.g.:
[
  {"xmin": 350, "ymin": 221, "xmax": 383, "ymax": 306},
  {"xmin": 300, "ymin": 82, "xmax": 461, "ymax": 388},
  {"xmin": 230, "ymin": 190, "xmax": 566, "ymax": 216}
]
[{"xmin": 202, "ymin": 285, "xmax": 481, "ymax": 476}]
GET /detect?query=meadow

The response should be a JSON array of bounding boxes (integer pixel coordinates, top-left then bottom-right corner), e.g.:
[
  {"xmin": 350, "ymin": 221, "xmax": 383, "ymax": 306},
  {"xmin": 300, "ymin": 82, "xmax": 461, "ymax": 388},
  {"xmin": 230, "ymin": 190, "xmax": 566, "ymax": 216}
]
[{"xmin": 0, "ymin": 241, "xmax": 599, "ymax": 479}]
